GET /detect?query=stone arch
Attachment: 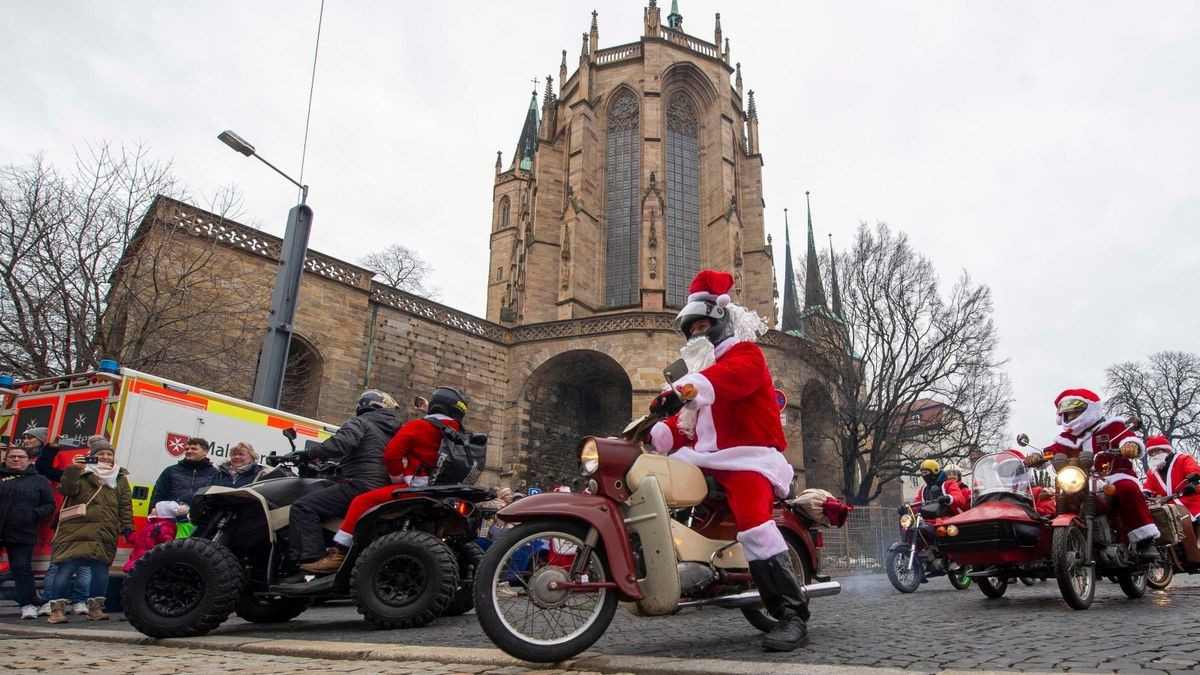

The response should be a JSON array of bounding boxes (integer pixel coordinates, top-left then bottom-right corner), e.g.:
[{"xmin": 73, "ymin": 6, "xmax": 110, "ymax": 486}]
[
  {"xmin": 659, "ymin": 62, "xmax": 720, "ymax": 110},
  {"xmin": 515, "ymin": 350, "xmax": 632, "ymax": 490},
  {"xmin": 799, "ymin": 379, "xmax": 839, "ymax": 494},
  {"xmin": 280, "ymin": 334, "xmax": 325, "ymax": 418}
]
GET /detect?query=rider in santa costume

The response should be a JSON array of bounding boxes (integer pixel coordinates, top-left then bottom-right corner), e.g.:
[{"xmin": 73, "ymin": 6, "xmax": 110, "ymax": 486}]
[
  {"xmin": 645, "ymin": 270, "xmax": 808, "ymax": 652},
  {"xmin": 1026, "ymin": 388, "xmax": 1159, "ymax": 557},
  {"xmin": 1142, "ymin": 435, "xmax": 1200, "ymax": 522}
]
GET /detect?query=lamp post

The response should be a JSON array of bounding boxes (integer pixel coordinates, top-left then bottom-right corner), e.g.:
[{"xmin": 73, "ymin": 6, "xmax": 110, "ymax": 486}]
[{"xmin": 218, "ymin": 130, "xmax": 313, "ymax": 409}]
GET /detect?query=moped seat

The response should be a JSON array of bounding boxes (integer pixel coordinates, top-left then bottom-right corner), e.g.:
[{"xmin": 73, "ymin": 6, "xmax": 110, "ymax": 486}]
[{"xmin": 627, "ymin": 454, "xmax": 708, "ymax": 508}]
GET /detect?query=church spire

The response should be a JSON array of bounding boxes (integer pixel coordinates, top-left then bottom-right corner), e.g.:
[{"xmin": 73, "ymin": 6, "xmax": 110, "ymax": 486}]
[
  {"xmin": 804, "ymin": 191, "xmax": 828, "ymax": 309},
  {"xmin": 828, "ymin": 233, "xmax": 843, "ymax": 318},
  {"xmin": 667, "ymin": 0, "xmax": 683, "ymax": 29},
  {"xmin": 589, "ymin": 10, "xmax": 599, "ymax": 54},
  {"xmin": 713, "ymin": 12, "xmax": 722, "ymax": 47},
  {"xmin": 781, "ymin": 208, "xmax": 802, "ymax": 332},
  {"xmin": 511, "ymin": 84, "xmax": 540, "ymax": 171}
]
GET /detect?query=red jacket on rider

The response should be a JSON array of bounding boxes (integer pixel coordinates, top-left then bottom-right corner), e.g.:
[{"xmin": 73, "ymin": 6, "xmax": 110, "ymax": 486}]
[
  {"xmin": 1142, "ymin": 436, "xmax": 1200, "ymax": 521},
  {"xmin": 914, "ymin": 479, "xmax": 969, "ymax": 515},
  {"xmin": 382, "ymin": 415, "xmax": 458, "ymax": 487}
]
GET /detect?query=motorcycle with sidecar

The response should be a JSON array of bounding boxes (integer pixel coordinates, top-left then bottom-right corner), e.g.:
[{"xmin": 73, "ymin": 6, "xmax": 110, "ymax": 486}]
[{"xmin": 886, "ymin": 499, "xmax": 971, "ymax": 593}]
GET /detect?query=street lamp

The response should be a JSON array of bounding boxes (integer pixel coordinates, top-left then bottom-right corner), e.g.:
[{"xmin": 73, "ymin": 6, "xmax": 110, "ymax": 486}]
[{"xmin": 218, "ymin": 129, "xmax": 313, "ymax": 409}]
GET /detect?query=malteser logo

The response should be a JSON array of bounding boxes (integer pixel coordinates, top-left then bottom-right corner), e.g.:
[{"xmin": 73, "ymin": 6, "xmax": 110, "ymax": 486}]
[{"xmin": 165, "ymin": 432, "xmax": 189, "ymax": 458}]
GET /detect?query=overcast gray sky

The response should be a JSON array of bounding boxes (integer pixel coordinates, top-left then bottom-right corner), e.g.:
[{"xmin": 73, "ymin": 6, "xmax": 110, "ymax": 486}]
[{"xmin": 3, "ymin": 1, "xmax": 1198, "ymax": 445}]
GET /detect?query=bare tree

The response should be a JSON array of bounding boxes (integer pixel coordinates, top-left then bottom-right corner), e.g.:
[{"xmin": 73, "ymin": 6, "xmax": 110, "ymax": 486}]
[
  {"xmin": 1105, "ymin": 351, "xmax": 1200, "ymax": 455},
  {"xmin": 807, "ymin": 222, "xmax": 1011, "ymax": 504},
  {"xmin": 0, "ymin": 144, "xmax": 267, "ymax": 387},
  {"xmin": 360, "ymin": 244, "xmax": 437, "ymax": 298}
]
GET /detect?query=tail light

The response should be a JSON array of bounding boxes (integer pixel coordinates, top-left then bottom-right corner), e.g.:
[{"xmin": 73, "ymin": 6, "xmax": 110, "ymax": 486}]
[
  {"xmin": 446, "ymin": 499, "xmax": 473, "ymax": 516},
  {"xmin": 809, "ymin": 528, "xmax": 824, "ymax": 548}
]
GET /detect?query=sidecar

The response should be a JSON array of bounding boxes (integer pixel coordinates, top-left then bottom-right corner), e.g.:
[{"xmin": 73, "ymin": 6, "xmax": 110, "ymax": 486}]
[{"xmin": 933, "ymin": 451, "xmax": 1055, "ymax": 597}]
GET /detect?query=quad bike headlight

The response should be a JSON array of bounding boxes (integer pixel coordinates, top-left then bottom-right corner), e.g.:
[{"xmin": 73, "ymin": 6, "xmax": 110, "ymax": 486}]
[
  {"xmin": 899, "ymin": 514, "xmax": 913, "ymax": 528},
  {"xmin": 1057, "ymin": 465, "xmax": 1087, "ymax": 494},
  {"xmin": 579, "ymin": 438, "xmax": 600, "ymax": 476}
]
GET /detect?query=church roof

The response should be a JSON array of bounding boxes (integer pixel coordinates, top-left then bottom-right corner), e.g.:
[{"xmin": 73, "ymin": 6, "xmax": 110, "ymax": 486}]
[
  {"xmin": 780, "ymin": 208, "xmax": 802, "ymax": 333},
  {"xmin": 511, "ymin": 89, "xmax": 539, "ymax": 171},
  {"xmin": 803, "ymin": 191, "xmax": 828, "ymax": 310}
]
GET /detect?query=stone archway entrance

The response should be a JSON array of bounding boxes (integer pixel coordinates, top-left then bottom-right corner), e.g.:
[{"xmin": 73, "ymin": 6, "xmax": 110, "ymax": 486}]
[
  {"xmin": 280, "ymin": 335, "xmax": 324, "ymax": 418},
  {"xmin": 518, "ymin": 350, "xmax": 631, "ymax": 490}
]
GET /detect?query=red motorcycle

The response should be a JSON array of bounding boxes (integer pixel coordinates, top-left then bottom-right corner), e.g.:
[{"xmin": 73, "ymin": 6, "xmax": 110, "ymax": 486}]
[
  {"xmin": 1146, "ymin": 474, "xmax": 1200, "ymax": 589},
  {"xmin": 471, "ymin": 383, "xmax": 841, "ymax": 662}
]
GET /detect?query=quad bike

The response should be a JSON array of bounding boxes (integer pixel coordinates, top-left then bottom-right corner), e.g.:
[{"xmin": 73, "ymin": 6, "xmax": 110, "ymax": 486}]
[
  {"xmin": 886, "ymin": 499, "xmax": 971, "ymax": 593},
  {"xmin": 123, "ymin": 428, "xmax": 493, "ymax": 638},
  {"xmin": 472, "ymin": 364, "xmax": 842, "ymax": 663},
  {"xmin": 1145, "ymin": 474, "xmax": 1200, "ymax": 590}
]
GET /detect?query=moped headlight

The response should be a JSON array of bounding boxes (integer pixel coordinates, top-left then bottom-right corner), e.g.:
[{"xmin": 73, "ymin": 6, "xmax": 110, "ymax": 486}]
[
  {"xmin": 579, "ymin": 438, "xmax": 599, "ymax": 476},
  {"xmin": 1057, "ymin": 466, "xmax": 1086, "ymax": 494},
  {"xmin": 899, "ymin": 514, "xmax": 913, "ymax": 528}
]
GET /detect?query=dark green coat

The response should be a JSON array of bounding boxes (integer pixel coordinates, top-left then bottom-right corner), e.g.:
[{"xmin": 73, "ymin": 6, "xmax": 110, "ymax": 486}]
[{"xmin": 52, "ymin": 466, "xmax": 134, "ymax": 564}]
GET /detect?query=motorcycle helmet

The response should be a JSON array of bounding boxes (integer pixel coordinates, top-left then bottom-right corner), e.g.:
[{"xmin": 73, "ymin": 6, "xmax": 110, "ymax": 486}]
[
  {"xmin": 943, "ymin": 463, "xmax": 965, "ymax": 479},
  {"xmin": 672, "ymin": 270, "xmax": 736, "ymax": 346},
  {"xmin": 356, "ymin": 389, "xmax": 398, "ymax": 415},
  {"xmin": 919, "ymin": 459, "xmax": 940, "ymax": 475},
  {"xmin": 428, "ymin": 386, "xmax": 470, "ymax": 422}
]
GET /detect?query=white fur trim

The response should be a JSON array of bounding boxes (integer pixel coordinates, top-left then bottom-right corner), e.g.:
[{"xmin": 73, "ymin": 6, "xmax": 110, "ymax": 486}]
[
  {"xmin": 389, "ymin": 474, "xmax": 406, "ymax": 484},
  {"xmin": 738, "ymin": 520, "xmax": 789, "ymax": 561},
  {"xmin": 1127, "ymin": 522, "xmax": 1160, "ymax": 544},
  {"xmin": 1147, "ymin": 440, "xmax": 1173, "ymax": 452},
  {"xmin": 688, "ymin": 291, "xmax": 717, "ymax": 303},
  {"xmin": 1105, "ymin": 473, "xmax": 1140, "ymax": 487},
  {"xmin": 333, "ymin": 530, "xmax": 354, "ymax": 547},
  {"xmin": 674, "ymin": 373, "xmax": 715, "ymax": 407},
  {"xmin": 408, "ymin": 475, "xmax": 429, "ymax": 488},
  {"xmin": 716, "ymin": 294, "xmax": 731, "ymax": 307},
  {"xmin": 649, "ymin": 422, "xmax": 673, "ymax": 454},
  {"xmin": 669, "ymin": 445, "xmax": 795, "ymax": 498}
]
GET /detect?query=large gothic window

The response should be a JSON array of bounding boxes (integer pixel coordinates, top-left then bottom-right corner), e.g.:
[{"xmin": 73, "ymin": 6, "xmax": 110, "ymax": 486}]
[
  {"xmin": 665, "ymin": 92, "xmax": 701, "ymax": 307},
  {"xmin": 497, "ymin": 196, "xmax": 510, "ymax": 230},
  {"xmin": 604, "ymin": 90, "xmax": 640, "ymax": 307}
]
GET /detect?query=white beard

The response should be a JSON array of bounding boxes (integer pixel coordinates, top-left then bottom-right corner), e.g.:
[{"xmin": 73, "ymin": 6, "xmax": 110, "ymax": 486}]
[
  {"xmin": 1152, "ymin": 458, "xmax": 1167, "ymax": 473},
  {"xmin": 679, "ymin": 337, "xmax": 715, "ymax": 374}
]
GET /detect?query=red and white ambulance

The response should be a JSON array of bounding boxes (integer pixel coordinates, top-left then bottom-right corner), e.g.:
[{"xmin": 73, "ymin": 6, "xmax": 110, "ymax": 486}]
[{"xmin": 0, "ymin": 362, "xmax": 335, "ymax": 575}]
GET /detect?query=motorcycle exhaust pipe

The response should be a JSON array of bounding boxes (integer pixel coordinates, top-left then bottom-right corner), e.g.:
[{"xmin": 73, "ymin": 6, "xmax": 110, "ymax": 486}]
[{"xmin": 676, "ymin": 581, "xmax": 841, "ymax": 610}]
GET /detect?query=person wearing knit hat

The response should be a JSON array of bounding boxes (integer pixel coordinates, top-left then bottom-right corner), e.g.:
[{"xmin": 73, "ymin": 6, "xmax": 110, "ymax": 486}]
[
  {"xmin": 644, "ymin": 269, "xmax": 808, "ymax": 652},
  {"xmin": 1143, "ymin": 435, "xmax": 1200, "ymax": 522},
  {"xmin": 1026, "ymin": 388, "xmax": 1160, "ymax": 558}
]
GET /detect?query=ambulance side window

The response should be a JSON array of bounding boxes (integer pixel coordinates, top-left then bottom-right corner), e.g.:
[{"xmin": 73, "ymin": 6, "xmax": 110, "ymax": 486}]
[{"xmin": 131, "ymin": 486, "xmax": 150, "ymax": 501}]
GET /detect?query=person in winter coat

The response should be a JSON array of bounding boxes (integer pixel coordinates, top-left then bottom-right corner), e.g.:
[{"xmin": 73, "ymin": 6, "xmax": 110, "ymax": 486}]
[
  {"xmin": 45, "ymin": 442, "xmax": 134, "ymax": 624},
  {"xmin": 0, "ymin": 446, "xmax": 55, "ymax": 619},
  {"xmin": 32, "ymin": 431, "xmax": 94, "ymax": 618},
  {"xmin": 285, "ymin": 390, "xmax": 403, "ymax": 574},
  {"xmin": 644, "ymin": 270, "xmax": 808, "ymax": 652},
  {"xmin": 212, "ymin": 442, "xmax": 266, "ymax": 488},
  {"xmin": 1143, "ymin": 435, "xmax": 1200, "ymax": 525},
  {"xmin": 149, "ymin": 437, "xmax": 218, "ymax": 505},
  {"xmin": 300, "ymin": 387, "xmax": 471, "ymax": 574},
  {"xmin": 912, "ymin": 459, "xmax": 969, "ymax": 516},
  {"xmin": 123, "ymin": 501, "xmax": 187, "ymax": 571}
]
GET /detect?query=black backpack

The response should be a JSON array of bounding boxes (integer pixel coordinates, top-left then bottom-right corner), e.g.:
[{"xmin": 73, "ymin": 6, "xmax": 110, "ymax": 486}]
[{"xmin": 426, "ymin": 419, "xmax": 488, "ymax": 485}]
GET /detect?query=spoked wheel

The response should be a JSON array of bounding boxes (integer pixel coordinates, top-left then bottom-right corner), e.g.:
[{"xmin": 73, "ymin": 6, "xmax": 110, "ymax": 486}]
[
  {"xmin": 947, "ymin": 564, "xmax": 972, "ymax": 590},
  {"xmin": 884, "ymin": 545, "xmax": 922, "ymax": 593},
  {"xmin": 742, "ymin": 534, "xmax": 813, "ymax": 632},
  {"xmin": 1053, "ymin": 525, "xmax": 1095, "ymax": 610},
  {"xmin": 473, "ymin": 519, "xmax": 617, "ymax": 663},
  {"xmin": 122, "ymin": 537, "xmax": 244, "ymax": 638},
  {"xmin": 1117, "ymin": 566, "xmax": 1149, "ymax": 599},
  {"xmin": 976, "ymin": 575, "xmax": 1008, "ymax": 599},
  {"xmin": 1146, "ymin": 550, "xmax": 1175, "ymax": 590},
  {"xmin": 351, "ymin": 530, "xmax": 459, "ymax": 629}
]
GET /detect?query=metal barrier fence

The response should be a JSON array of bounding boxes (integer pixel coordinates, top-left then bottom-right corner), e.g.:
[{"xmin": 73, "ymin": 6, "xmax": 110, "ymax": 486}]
[{"xmin": 818, "ymin": 505, "xmax": 896, "ymax": 574}]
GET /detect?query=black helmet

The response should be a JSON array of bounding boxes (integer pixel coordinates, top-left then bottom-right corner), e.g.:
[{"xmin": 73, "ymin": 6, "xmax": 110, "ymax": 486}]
[
  {"xmin": 428, "ymin": 386, "xmax": 470, "ymax": 422},
  {"xmin": 671, "ymin": 299, "xmax": 732, "ymax": 346},
  {"xmin": 356, "ymin": 389, "xmax": 398, "ymax": 415}
]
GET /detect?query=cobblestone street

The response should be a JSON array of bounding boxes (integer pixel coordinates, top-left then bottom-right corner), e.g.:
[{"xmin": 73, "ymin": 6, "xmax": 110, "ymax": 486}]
[{"xmin": 4, "ymin": 573, "xmax": 1200, "ymax": 673}]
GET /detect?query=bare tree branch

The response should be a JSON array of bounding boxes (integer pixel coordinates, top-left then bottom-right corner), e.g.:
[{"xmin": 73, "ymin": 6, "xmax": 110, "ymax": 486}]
[
  {"xmin": 1105, "ymin": 351, "xmax": 1200, "ymax": 455},
  {"xmin": 359, "ymin": 244, "xmax": 438, "ymax": 298}
]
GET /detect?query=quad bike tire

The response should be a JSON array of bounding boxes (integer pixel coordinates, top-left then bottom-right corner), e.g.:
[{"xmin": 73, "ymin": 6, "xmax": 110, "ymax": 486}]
[
  {"xmin": 122, "ymin": 537, "xmax": 244, "ymax": 638},
  {"xmin": 976, "ymin": 575, "xmax": 1008, "ymax": 599},
  {"xmin": 742, "ymin": 533, "xmax": 814, "ymax": 632},
  {"xmin": 883, "ymin": 544, "xmax": 922, "ymax": 594},
  {"xmin": 235, "ymin": 592, "xmax": 313, "ymax": 623},
  {"xmin": 442, "ymin": 542, "xmax": 485, "ymax": 617},
  {"xmin": 351, "ymin": 530, "xmax": 459, "ymax": 629}
]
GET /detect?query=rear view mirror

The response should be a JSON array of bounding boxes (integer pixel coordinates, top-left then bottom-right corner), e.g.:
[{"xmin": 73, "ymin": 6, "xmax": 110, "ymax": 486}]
[
  {"xmin": 282, "ymin": 428, "xmax": 297, "ymax": 441},
  {"xmin": 663, "ymin": 359, "xmax": 688, "ymax": 384},
  {"xmin": 1016, "ymin": 433, "xmax": 1030, "ymax": 447}
]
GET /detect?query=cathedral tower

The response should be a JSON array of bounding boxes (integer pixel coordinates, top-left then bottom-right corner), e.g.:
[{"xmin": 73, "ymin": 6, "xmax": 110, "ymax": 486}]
[{"xmin": 487, "ymin": 2, "xmax": 778, "ymax": 327}]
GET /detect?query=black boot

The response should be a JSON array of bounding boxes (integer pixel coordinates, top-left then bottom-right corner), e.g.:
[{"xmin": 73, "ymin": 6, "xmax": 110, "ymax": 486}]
[
  {"xmin": 748, "ymin": 552, "xmax": 809, "ymax": 652},
  {"xmin": 1135, "ymin": 538, "xmax": 1160, "ymax": 561}
]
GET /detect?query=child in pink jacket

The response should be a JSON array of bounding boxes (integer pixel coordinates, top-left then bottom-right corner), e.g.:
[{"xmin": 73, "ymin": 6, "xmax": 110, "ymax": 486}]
[{"xmin": 123, "ymin": 502, "xmax": 187, "ymax": 571}]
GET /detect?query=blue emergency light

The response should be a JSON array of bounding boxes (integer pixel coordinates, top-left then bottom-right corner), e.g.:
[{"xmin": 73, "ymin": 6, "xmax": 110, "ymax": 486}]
[
  {"xmin": 98, "ymin": 359, "xmax": 121, "ymax": 375},
  {"xmin": 0, "ymin": 374, "xmax": 13, "ymax": 388}
]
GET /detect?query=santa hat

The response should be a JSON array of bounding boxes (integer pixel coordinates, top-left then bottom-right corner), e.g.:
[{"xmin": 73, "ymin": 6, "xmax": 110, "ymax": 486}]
[
  {"xmin": 686, "ymin": 270, "xmax": 734, "ymax": 307},
  {"xmin": 1145, "ymin": 435, "xmax": 1173, "ymax": 453},
  {"xmin": 1054, "ymin": 388, "xmax": 1104, "ymax": 430},
  {"xmin": 1054, "ymin": 388, "xmax": 1100, "ymax": 410}
]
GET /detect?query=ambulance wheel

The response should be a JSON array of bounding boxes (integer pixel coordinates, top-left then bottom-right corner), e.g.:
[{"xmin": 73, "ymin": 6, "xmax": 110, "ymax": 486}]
[
  {"xmin": 123, "ymin": 537, "xmax": 244, "ymax": 638},
  {"xmin": 976, "ymin": 575, "xmax": 1008, "ymax": 599},
  {"xmin": 352, "ymin": 530, "xmax": 459, "ymax": 629},
  {"xmin": 443, "ymin": 542, "xmax": 485, "ymax": 617},
  {"xmin": 235, "ymin": 592, "xmax": 312, "ymax": 623}
]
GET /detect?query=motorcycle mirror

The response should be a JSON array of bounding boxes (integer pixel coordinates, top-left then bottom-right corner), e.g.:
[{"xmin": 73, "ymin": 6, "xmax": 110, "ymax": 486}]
[
  {"xmin": 1016, "ymin": 433, "xmax": 1030, "ymax": 447},
  {"xmin": 282, "ymin": 428, "xmax": 297, "ymax": 441},
  {"xmin": 1125, "ymin": 416, "xmax": 1143, "ymax": 432},
  {"xmin": 663, "ymin": 359, "xmax": 688, "ymax": 384}
]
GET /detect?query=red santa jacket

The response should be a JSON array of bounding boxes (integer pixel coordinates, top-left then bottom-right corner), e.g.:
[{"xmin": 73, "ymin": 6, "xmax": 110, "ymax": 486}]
[
  {"xmin": 914, "ymin": 479, "xmax": 968, "ymax": 515},
  {"xmin": 1144, "ymin": 452, "xmax": 1200, "ymax": 520},
  {"xmin": 383, "ymin": 415, "xmax": 458, "ymax": 486},
  {"xmin": 649, "ymin": 340, "xmax": 794, "ymax": 496},
  {"xmin": 1044, "ymin": 418, "xmax": 1142, "ymax": 485}
]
